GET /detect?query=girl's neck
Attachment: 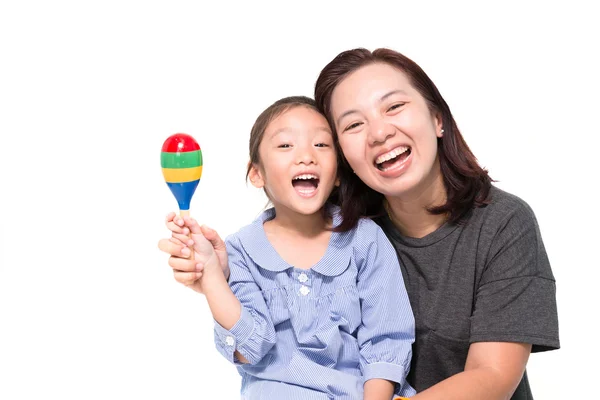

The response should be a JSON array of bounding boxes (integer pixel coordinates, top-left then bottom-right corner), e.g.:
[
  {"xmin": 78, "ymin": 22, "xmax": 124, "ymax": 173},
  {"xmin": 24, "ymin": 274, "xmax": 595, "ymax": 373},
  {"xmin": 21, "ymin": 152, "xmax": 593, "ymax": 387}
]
[
  {"xmin": 263, "ymin": 206, "xmax": 332, "ymax": 270},
  {"xmin": 385, "ymin": 165, "xmax": 448, "ymax": 239},
  {"xmin": 265, "ymin": 206, "xmax": 329, "ymax": 238}
]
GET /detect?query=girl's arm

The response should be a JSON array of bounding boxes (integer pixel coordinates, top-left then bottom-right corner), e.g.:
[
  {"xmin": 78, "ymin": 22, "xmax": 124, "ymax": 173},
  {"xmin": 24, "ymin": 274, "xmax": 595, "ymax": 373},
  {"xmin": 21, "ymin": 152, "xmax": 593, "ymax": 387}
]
[
  {"xmin": 200, "ymin": 272, "xmax": 248, "ymax": 363},
  {"xmin": 355, "ymin": 220, "xmax": 416, "ymax": 400},
  {"xmin": 188, "ymin": 220, "xmax": 276, "ymax": 365}
]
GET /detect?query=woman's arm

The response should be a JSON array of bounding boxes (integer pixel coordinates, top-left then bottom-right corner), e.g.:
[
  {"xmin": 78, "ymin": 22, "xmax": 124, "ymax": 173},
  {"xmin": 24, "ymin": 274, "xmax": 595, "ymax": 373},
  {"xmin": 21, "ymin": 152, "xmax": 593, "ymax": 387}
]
[
  {"xmin": 411, "ymin": 341, "xmax": 531, "ymax": 400},
  {"xmin": 413, "ymin": 197, "xmax": 555, "ymax": 399}
]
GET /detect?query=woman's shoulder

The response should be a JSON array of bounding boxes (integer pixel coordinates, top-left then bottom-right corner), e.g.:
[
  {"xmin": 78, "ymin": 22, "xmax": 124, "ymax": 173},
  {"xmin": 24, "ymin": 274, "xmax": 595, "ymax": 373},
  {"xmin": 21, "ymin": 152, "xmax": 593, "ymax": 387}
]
[
  {"xmin": 467, "ymin": 186, "xmax": 546, "ymax": 249},
  {"xmin": 476, "ymin": 185, "xmax": 538, "ymax": 224}
]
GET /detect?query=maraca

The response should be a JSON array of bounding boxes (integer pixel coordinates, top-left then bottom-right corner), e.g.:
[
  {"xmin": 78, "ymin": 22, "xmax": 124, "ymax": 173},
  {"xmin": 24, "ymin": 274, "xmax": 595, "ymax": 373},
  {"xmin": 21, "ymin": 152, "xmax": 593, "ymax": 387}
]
[{"xmin": 161, "ymin": 133, "xmax": 203, "ymax": 257}]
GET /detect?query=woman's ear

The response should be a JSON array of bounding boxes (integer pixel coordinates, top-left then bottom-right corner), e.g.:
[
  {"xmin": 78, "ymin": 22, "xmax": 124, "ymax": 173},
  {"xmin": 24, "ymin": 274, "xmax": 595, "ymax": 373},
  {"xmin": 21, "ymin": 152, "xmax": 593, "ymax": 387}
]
[
  {"xmin": 435, "ymin": 112, "xmax": 444, "ymax": 138},
  {"xmin": 248, "ymin": 163, "xmax": 265, "ymax": 189}
]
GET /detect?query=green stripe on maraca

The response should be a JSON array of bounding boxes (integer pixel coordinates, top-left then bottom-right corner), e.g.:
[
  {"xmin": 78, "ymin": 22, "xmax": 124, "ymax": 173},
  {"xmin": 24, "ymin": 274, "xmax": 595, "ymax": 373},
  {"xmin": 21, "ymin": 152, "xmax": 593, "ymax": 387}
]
[{"xmin": 161, "ymin": 150, "xmax": 202, "ymax": 169}]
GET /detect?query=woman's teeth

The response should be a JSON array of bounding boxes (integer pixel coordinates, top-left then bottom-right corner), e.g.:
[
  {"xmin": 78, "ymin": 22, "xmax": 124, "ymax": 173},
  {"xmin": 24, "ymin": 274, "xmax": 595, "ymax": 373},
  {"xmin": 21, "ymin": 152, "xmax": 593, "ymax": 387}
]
[{"xmin": 375, "ymin": 146, "xmax": 410, "ymax": 165}]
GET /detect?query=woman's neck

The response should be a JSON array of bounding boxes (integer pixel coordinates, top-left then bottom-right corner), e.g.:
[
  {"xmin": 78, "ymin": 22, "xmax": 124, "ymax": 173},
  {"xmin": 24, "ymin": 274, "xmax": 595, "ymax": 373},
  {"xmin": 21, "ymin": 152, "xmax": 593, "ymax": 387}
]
[{"xmin": 385, "ymin": 168, "xmax": 448, "ymax": 239}]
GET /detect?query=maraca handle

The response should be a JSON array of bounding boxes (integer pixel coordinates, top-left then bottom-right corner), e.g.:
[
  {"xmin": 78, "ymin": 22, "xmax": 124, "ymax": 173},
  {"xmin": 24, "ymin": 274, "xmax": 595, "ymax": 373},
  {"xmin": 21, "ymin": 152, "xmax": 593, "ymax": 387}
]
[{"xmin": 179, "ymin": 209, "xmax": 195, "ymax": 261}]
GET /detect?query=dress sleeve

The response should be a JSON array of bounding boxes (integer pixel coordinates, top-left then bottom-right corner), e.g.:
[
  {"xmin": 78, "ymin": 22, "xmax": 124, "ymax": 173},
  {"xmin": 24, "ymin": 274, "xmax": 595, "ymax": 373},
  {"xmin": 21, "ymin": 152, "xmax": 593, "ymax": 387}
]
[
  {"xmin": 356, "ymin": 220, "xmax": 416, "ymax": 396},
  {"xmin": 470, "ymin": 199, "xmax": 560, "ymax": 352},
  {"xmin": 213, "ymin": 235, "xmax": 277, "ymax": 365}
]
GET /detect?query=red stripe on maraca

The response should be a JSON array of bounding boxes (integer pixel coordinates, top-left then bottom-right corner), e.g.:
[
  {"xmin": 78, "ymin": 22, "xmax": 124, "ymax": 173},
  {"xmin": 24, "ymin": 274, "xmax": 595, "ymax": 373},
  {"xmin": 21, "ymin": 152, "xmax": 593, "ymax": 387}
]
[{"xmin": 161, "ymin": 133, "xmax": 201, "ymax": 153}]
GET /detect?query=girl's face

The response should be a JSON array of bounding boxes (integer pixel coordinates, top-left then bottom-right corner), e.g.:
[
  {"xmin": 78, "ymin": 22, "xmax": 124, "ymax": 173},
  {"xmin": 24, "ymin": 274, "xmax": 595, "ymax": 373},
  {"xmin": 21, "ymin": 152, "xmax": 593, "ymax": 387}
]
[
  {"xmin": 249, "ymin": 106, "xmax": 338, "ymax": 217},
  {"xmin": 330, "ymin": 63, "xmax": 444, "ymax": 199}
]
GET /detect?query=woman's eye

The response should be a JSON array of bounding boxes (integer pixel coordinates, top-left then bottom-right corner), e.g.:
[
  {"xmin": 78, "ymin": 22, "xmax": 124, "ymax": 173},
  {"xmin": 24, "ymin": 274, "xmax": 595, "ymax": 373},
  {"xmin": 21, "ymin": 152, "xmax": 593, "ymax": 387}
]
[
  {"xmin": 344, "ymin": 122, "xmax": 362, "ymax": 132},
  {"xmin": 315, "ymin": 143, "xmax": 329, "ymax": 148},
  {"xmin": 388, "ymin": 103, "xmax": 404, "ymax": 112},
  {"xmin": 278, "ymin": 144, "xmax": 291, "ymax": 148}
]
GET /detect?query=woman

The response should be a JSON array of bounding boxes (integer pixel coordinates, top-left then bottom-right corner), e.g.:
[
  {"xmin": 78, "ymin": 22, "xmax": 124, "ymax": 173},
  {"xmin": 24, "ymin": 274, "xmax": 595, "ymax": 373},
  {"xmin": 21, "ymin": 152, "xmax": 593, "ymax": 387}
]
[{"xmin": 158, "ymin": 48, "xmax": 559, "ymax": 399}]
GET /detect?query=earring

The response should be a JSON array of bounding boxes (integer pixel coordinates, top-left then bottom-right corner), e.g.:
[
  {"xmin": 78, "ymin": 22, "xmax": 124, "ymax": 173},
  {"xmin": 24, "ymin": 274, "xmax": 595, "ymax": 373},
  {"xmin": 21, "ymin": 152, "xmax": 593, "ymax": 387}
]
[{"xmin": 440, "ymin": 129, "xmax": 445, "ymax": 134}]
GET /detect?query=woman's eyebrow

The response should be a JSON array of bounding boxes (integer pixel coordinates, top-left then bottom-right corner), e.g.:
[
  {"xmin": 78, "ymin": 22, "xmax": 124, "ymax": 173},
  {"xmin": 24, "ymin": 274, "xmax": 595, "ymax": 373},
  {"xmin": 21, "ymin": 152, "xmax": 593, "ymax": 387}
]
[
  {"xmin": 380, "ymin": 89, "xmax": 408, "ymax": 102},
  {"xmin": 336, "ymin": 109, "xmax": 359, "ymax": 127}
]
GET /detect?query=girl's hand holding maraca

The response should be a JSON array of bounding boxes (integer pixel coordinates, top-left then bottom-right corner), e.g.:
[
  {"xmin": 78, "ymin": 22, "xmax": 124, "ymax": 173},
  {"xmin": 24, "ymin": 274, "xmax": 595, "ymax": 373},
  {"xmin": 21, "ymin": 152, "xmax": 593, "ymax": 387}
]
[
  {"xmin": 183, "ymin": 216, "xmax": 229, "ymax": 285},
  {"xmin": 159, "ymin": 213, "xmax": 230, "ymax": 293}
]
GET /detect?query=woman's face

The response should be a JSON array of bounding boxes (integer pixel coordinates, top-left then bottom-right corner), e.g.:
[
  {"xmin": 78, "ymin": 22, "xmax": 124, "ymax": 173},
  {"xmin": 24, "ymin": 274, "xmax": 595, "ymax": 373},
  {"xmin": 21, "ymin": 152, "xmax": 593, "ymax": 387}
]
[{"xmin": 330, "ymin": 63, "xmax": 444, "ymax": 199}]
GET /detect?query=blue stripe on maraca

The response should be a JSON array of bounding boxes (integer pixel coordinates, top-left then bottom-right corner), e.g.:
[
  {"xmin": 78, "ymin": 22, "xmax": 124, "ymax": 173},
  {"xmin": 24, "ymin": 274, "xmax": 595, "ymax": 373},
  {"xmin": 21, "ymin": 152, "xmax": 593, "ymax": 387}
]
[{"xmin": 166, "ymin": 179, "xmax": 200, "ymax": 210}]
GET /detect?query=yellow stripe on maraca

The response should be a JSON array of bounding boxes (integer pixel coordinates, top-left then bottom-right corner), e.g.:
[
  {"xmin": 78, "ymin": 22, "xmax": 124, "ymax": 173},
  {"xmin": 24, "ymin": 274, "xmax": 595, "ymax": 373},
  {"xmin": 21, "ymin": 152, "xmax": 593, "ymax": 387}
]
[{"xmin": 162, "ymin": 166, "xmax": 203, "ymax": 183}]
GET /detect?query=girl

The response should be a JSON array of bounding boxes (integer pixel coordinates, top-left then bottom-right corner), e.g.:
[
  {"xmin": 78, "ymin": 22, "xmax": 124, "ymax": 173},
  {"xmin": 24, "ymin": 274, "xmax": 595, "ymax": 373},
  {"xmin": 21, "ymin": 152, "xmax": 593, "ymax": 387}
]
[{"xmin": 177, "ymin": 96, "xmax": 416, "ymax": 400}]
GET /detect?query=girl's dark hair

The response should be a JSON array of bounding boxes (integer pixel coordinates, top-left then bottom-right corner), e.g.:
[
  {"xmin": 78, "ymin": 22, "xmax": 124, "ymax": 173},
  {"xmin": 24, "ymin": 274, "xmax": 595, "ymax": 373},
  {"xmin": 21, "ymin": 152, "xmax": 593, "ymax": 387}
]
[
  {"xmin": 247, "ymin": 96, "xmax": 320, "ymax": 180},
  {"xmin": 246, "ymin": 95, "xmax": 343, "ymax": 228},
  {"xmin": 314, "ymin": 48, "xmax": 493, "ymax": 231}
]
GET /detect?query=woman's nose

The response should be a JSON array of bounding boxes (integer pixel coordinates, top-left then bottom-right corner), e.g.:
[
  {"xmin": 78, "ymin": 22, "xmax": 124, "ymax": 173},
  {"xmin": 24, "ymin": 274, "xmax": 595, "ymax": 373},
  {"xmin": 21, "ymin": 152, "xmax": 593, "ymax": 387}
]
[{"xmin": 369, "ymin": 119, "xmax": 395, "ymax": 145}]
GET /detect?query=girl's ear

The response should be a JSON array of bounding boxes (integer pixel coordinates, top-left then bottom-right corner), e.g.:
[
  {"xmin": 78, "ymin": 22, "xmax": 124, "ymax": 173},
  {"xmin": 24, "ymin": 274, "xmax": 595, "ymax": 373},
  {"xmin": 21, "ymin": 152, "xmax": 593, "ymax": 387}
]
[
  {"xmin": 335, "ymin": 177, "xmax": 340, "ymax": 187},
  {"xmin": 248, "ymin": 163, "xmax": 265, "ymax": 189}
]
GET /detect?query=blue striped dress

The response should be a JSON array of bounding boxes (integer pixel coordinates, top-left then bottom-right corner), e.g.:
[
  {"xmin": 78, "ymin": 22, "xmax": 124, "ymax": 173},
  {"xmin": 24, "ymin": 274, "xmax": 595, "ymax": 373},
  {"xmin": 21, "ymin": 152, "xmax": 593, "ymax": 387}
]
[{"xmin": 213, "ymin": 207, "xmax": 416, "ymax": 399}]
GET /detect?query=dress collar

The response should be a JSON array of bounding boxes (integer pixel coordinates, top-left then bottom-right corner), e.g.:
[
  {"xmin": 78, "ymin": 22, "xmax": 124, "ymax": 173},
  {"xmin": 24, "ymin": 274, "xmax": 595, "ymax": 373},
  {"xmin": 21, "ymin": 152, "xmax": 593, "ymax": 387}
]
[{"xmin": 236, "ymin": 205, "xmax": 352, "ymax": 276}]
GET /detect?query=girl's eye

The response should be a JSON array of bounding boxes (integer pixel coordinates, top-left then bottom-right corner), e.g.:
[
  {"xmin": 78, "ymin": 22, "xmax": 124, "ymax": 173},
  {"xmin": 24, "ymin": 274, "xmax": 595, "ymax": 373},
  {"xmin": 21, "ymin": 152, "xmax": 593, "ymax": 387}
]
[
  {"xmin": 315, "ymin": 143, "xmax": 329, "ymax": 148},
  {"xmin": 278, "ymin": 144, "xmax": 291, "ymax": 148},
  {"xmin": 344, "ymin": 122, "xmax": 362, "ymax": 132}
]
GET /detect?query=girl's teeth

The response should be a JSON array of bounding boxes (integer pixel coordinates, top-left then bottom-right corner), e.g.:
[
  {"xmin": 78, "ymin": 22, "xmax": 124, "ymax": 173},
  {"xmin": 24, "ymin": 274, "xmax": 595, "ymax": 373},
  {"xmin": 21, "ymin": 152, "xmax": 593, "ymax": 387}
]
[{"xmin": 294, "ymin": 174, "xmax": 317, "ymax": 180}]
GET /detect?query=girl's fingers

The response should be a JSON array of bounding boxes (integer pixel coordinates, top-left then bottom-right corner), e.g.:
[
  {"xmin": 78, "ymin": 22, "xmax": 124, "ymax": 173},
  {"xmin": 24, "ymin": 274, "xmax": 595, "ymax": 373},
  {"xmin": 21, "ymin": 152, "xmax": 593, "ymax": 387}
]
[
  {"xmin": 165, "ymin": 212, "xmax": 187, "ymax": 233},
  {"xmin": 166, "ymin": 220, "xmax": 186, "ymax": 234},
  {"xmin": 183, "ymin": 216, "xmax": 203, "ymax": 234},
  {"xmin": 167, "ymin": 255, "xmax": 201, "ymax": 272},
  {"xmin": 164, "ymin": 212, "xmax": 177, "ymax": 223},
  {"xmin": 173, "ymin": 270, "xmax": 202, "ymax": 285},
  {"xmin": 171, "ymin": 233, "xmax": 194, "ymax": 247},
  {"xmin": 158, "ymin": 239, "xmax": 190, "ymax": 258}
]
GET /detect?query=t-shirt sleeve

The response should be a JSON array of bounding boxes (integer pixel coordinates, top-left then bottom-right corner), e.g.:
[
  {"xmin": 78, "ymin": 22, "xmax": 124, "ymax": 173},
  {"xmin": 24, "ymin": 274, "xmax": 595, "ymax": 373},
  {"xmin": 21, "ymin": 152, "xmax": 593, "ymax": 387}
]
[{"xmin": 470, "ymin": 200, "xmax": 560, "ymax": 352}]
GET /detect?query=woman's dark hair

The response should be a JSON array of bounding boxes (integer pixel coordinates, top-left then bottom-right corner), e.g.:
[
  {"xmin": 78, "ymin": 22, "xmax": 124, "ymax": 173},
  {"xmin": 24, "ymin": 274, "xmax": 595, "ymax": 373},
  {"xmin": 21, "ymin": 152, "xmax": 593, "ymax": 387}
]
[{"xmin": 315, "ymin": 48, "xmax": 492, "ymax": 231}]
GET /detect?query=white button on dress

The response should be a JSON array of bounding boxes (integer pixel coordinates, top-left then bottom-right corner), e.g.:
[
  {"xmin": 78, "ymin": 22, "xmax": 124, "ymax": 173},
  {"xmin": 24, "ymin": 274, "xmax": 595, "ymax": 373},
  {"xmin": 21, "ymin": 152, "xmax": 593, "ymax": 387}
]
[
  {"xmin": 225, "ymin": 336, "xmax": 235, "ymax": 346},
  {"xmin": 299, "ymin": 286, "xmax": 310, "ymax": 296},
  {"xmin": 298, "ymin": 273, "xmax": 308, "ymax": 283}
]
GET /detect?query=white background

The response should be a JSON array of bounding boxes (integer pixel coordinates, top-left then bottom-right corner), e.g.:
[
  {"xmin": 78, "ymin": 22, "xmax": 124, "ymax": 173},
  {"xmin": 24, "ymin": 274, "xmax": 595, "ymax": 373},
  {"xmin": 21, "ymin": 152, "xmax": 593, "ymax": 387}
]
[{"xmin": 1, "ymin": 1, "xmax": 598, "ymax": 398}]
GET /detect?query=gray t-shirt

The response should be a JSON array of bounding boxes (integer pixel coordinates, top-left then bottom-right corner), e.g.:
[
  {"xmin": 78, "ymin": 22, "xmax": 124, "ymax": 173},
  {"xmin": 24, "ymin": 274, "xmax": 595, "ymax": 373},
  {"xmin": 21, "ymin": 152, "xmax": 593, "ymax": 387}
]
[{"xmin": 375, "ymin": 186, "xmax": 559, "ymax": 399}]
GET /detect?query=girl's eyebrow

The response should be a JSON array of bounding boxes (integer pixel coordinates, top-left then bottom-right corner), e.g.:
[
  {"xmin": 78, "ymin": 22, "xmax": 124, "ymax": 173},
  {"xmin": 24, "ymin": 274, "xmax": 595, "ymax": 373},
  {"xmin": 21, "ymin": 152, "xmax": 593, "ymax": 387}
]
[
  {"xmin": 268, "ymin": 127, "xmax": 293, "ymax": 139},
  {"xmin": 336, "ymin": 89, "xmax": 409, "ymax": 126},
  {"xmin": 313, "ymin": 126, "xmax": 333, "ymax": 135},
  {"xmin": 270, "ymin": 127, "xmax": 332, "ymax": 139}
]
